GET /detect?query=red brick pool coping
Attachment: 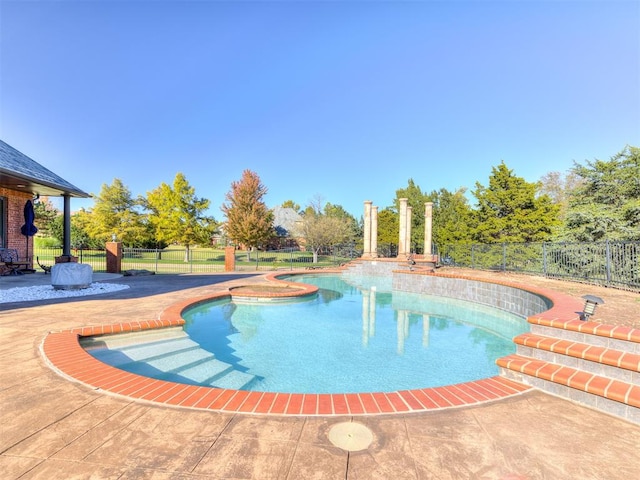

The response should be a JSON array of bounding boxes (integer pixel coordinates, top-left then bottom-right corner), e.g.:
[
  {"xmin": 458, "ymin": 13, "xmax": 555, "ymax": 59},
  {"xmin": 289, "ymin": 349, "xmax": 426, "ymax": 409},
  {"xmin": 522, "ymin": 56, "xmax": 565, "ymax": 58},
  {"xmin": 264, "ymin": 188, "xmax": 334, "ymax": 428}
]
[{"xmin": 41, "ymin": 270, "xmax": 619, "ymax": 416}]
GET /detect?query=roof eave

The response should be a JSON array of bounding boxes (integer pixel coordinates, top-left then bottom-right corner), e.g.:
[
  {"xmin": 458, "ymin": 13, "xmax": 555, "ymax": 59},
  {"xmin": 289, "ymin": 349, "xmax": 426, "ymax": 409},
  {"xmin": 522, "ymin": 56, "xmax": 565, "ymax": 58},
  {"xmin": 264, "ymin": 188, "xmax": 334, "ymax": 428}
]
[{"xmin": 0, "ymin": 167, "xmax": 90, "ymax": 198}]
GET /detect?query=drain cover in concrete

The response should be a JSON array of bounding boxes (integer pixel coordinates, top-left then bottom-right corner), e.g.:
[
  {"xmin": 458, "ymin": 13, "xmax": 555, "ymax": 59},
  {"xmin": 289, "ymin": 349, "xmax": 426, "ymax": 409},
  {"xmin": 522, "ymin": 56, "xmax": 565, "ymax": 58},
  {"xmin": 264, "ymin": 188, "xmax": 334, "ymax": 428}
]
[{"xmin": 328, "ymin": 422, "xmax": 374, "ymax": 452}]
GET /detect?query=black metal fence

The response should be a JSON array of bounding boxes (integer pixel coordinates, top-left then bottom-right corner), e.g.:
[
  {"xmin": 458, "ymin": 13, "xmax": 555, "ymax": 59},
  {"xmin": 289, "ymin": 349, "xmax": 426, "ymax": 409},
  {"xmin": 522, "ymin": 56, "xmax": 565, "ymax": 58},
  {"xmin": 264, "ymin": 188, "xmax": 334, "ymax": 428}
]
[
  {"xmin": 232, "ymin": 245, "xmax": 360, "ymax": 271},
  {"xmin": 35, "ymin": 241, "xmax": 638, "ymax": 291},
  {"xmin": 122, "ymin": 248, "xmax": 226, "ymax": 273},
  {"xmin": 33, "ymin": 244, "xmax": 361, "ymax": 274},
  {"xmin": 439, "ymin": 241, "xmax": 640, "ymax": 292},
  {"xmin": 34, "ymin": 247, "xmax": 107, "ymax": 272}
]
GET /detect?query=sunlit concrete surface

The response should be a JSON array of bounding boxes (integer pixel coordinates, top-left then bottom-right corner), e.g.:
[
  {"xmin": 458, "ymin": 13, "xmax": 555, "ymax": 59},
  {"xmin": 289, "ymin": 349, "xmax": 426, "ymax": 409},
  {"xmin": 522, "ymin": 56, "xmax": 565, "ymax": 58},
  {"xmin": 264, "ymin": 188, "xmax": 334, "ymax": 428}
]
[{"xmin": 1, "ymin": 271, "xmax": 639, "ymax": 479}]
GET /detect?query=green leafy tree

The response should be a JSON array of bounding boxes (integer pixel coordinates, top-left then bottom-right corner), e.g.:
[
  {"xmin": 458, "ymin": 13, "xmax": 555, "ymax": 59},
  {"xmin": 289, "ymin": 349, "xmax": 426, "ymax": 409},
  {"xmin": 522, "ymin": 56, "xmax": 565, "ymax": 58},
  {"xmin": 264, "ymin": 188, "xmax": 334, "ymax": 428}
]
[
  {"xmin": 221, "ymin": 170, "xmax": 274, "ymax": 259},
  {"xmin": 86, "ymin": 178, "xmax": 148, "ymax": 247},
  {"xmin": 146, "ymin": 173, "xmax": 216, "ymax": 261},
  {"xmin": 560, "ymin": 145, "xmax": 640, "ymax": 241},
  {"xmin": 50, "ymin": 209, "xmax": 101, "ymax": 249},
  {"xmin": 472, "ymin": 162, "xmax": 560, "ymax": 243}
]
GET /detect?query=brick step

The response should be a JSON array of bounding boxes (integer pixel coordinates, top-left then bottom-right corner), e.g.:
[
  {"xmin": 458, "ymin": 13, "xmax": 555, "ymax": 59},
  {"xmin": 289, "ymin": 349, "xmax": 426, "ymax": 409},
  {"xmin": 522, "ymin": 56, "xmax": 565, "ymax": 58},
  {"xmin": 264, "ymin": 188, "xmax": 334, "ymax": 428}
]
[
  {"xmin": 528, "ymin": 317, "xmax": 640, "ymax": 354},
  {"xmin": 498, "ymin": 354, "xmax": 640, "ymax": 422},
  {"xmin": 514, "ymin": 332, "xmax": 640, "ymax": 383}
]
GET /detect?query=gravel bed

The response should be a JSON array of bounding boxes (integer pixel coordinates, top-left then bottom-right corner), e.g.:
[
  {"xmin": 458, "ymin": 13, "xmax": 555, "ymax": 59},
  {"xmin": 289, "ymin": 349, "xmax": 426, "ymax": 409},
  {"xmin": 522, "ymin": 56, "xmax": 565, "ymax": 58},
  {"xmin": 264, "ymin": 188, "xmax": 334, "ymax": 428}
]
[{"xmin": 0, "ymin": 283, "xmax": 130, "ymax": 304}]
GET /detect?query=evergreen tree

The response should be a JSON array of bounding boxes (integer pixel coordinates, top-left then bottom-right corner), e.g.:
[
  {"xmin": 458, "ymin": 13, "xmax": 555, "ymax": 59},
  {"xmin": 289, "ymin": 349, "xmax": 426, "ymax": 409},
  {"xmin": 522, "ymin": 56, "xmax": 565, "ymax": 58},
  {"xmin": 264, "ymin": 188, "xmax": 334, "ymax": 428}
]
[
  {"xmin": 323, "ymin": 202, "xmax": 352, "ymax": 220},
  {"xmin": 472, "ymin": 162, "xmax": 559, "ymax": 243},
  {"xmin": 324, "ymin": 202, "xmax": 358, "ymax": 239},
  {"xmin": 221, "ymin": 170, "xmax": 274, "ymax": 259},
  {"xmin": 429, "ymin": 187, "xmax": 474, "ymax": 245},
  {"xmin": 146, "ymin": 173, "xmax": 216, "ymax": 261},
  {"xmin": 560, "ymin": 145, "xmax": 640, "ymax": 241},
  {"xmin": 33, "ymin": 196, "xmax": 59, "ymax": 238},
  {"xmin": 395, "ymin": 179, "xmax": 429, "ymax": 251},
  {"xmin": 376, "ymin": 207, "xmax": 399, "ymax": 255}
]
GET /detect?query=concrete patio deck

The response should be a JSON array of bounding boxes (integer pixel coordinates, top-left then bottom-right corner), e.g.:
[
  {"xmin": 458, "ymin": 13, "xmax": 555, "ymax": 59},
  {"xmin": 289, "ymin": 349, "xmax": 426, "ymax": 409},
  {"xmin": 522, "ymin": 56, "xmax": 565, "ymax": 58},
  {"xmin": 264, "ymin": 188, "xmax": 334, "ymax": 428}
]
[{"xmin": 1, "ymin": 270, "xmax": 639, "ymax": 479}]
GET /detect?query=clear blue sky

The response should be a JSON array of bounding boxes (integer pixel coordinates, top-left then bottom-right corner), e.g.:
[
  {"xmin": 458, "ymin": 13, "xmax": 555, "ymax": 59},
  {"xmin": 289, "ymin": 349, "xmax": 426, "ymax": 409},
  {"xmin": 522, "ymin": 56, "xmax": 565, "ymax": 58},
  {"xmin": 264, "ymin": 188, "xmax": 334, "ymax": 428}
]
[{"xmin": 1, "ymin": 0, "xmax": 639, "ymax": 219}]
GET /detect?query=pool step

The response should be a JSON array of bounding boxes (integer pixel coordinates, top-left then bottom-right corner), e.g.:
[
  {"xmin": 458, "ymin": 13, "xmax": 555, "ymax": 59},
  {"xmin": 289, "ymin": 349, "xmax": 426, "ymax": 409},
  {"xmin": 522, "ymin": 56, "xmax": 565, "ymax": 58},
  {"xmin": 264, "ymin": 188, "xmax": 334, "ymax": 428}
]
[
  {"xmin": 95, "ymin": 337, "xmax": 200, "ymax": 365},
  {"xmin": 528, "ymin": 321, "xmax": 640, "ymax": 354},
  {"xmin": 82, "ymin": 327, "xmax": 188, "ymax": 350},
  {"xmin": 207, "ymin": 369, "xmax": 258, "ymax": 390},
  {"xmin": 514, "ymin": 332, "xmax": 640, "ymax": 382},
  {"xmin": 498, "ymin": 317, "xmax": 640, "ymax": 424},
  {"xmin": 89, "ymin": 331, "xmax": 256, "ymax": 390},
  {"xmin": 168, "ymin": 356, "xmax": 256, "ymax": 390}
]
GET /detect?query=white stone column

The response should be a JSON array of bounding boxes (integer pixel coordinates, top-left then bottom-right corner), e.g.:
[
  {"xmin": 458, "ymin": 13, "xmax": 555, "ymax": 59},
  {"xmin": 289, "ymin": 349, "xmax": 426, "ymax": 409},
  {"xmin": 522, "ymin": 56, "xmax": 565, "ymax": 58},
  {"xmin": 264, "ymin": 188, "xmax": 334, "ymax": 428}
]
[
  {"xmin": 424, "ymin": 202, "xmax": 433, "ymax": 256},
  {"xmin": 406, "ymin": 206, "xmax": 413, "ymax": 255},
  {"xmin": 371, "ymin": 206, "xmax": 378, "ymax": 258},
  {"xmin": 363, "ymin": 201, "xmax": 372, "ymax": 258},
  {"xmin": 398, "ymin": 198, "xmax": 408, "ymax": 258}
]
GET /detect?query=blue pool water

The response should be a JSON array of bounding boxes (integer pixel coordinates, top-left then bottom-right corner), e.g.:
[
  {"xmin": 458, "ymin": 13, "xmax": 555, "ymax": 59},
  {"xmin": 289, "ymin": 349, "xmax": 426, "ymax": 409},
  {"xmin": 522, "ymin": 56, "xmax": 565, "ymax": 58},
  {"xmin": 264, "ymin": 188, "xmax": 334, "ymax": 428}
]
[{"xmin": 178, "ymin": 274, "xmax": 528, "ymax": 393}]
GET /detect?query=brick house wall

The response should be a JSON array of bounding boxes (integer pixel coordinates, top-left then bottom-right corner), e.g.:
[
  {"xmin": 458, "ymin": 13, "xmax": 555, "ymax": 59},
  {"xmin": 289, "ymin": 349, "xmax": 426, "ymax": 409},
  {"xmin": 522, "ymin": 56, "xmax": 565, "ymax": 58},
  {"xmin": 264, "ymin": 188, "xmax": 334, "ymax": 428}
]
[{"xmin": 1, "ymin": 186, "xmax": 33, "ymax": 264}]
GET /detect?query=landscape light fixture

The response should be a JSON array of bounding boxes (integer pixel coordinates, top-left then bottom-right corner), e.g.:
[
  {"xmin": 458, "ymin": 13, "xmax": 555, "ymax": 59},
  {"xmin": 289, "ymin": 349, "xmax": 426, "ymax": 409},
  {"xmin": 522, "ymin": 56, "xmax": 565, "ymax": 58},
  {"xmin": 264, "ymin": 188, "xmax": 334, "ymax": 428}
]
[{"xmin": 581, "ymin": 294, "xmax": 604, "ymax": 321}]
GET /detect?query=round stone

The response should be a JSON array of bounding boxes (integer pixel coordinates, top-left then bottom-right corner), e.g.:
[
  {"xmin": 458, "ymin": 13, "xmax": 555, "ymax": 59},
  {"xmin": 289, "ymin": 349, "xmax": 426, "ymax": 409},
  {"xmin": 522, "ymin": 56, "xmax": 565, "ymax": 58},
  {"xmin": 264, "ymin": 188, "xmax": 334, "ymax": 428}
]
[{"xmin": 51, "ymin": 262, "xmax": 93, "ymax": 290}]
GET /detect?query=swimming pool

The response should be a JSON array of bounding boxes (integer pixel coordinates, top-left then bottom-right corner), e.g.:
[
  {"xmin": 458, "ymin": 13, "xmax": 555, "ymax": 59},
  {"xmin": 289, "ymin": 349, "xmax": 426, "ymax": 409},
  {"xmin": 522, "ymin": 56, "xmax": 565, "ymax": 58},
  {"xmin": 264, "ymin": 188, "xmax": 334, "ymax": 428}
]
[{"xmin": 87, "ymin": 274, "xmax": 529, "ymax": 394}]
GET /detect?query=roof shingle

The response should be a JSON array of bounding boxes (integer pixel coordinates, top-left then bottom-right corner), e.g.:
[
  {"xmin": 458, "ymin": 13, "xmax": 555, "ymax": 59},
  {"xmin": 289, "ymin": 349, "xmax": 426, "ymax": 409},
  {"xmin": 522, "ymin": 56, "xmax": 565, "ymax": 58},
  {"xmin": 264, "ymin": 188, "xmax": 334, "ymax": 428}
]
[{"xmin": 0, "ymin": 140, "xmax": 88, "ymax": 197}]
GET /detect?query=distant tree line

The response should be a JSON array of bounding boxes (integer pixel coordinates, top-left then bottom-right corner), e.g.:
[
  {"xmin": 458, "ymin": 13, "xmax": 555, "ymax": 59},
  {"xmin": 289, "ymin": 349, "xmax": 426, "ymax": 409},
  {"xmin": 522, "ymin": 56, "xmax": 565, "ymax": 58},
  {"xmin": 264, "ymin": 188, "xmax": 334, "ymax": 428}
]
[
  {"xmin": 33, "ymin": 145, "xmax": 639, "ymax": 259},
  {"xmin": 377, "ymin": 145, "xmax": 639, "ymax": 251}
]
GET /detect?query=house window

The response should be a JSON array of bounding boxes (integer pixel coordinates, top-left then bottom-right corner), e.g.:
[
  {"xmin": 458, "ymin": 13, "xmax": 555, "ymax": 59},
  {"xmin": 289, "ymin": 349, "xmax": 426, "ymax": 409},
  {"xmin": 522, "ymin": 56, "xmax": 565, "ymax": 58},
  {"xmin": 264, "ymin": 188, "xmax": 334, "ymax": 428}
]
[{"xmin": 0, "ymin": 196, "xmax": 5, "ymax": 247}]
